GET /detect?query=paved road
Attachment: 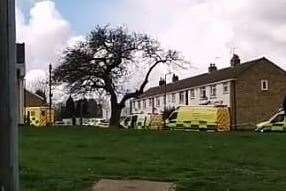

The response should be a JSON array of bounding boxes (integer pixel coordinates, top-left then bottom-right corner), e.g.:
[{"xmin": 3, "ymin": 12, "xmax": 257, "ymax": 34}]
[{"xmin": 92, "ymin": 179, "xmax": 176, "ymax": 191}]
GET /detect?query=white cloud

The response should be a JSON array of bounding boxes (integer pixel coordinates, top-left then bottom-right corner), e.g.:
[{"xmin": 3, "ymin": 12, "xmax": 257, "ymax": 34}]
[
  {"xmin": 17, "ymin": 0, "xmax": 286, "ymax": 97},
  {"xmin": 115, "ymin": 0, "xmax": 286, "ymax": 81},
  {"xmin": 17, "ymin": 0, "xmax": 84, "ymax": 103},
  {"xmin": 16, "ymin": 1, "xmax": 76, "ymax": 84}
]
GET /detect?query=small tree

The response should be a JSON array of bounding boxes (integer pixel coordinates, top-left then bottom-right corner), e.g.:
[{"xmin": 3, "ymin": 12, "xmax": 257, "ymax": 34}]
[
  {"xmin": 75, "ymin": 98, "xmax": 89, "ymax": 125},
  {"xmin": 53, "ymin": 25, "xmax": 184, "ymax": 128},
  {"xmin": 82, "ymin": 99, "xmax": 88, "ymax": 117},
  {"xmin": 75, "ymin": 100, "xmax": 82, "ymax": 118},
  {"xmin": 65, "ymin": 96, "xmax": 75, "ymax": 125}
]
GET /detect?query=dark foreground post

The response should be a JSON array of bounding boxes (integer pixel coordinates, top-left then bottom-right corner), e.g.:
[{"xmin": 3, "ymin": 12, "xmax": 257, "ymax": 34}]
[{"xmin": 0, "ymin": 0, "xmax": 19, "ymax": 190}]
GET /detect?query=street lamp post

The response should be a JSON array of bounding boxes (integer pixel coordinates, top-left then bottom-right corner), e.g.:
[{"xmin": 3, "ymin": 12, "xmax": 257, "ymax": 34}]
[
  {"xmin": 0, "ymin": 0, "xmax": 19, "ymax": 190},
  {"xmin": 49, "ymin": 64, "xmax": 53, "ymax": 126},
  {"xmin": 163, "ymin": 72, "xmax": 172, "ymax": 129}
]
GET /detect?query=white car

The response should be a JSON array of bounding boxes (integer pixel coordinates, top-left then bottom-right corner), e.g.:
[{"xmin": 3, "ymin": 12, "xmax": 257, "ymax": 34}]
[
  {"xmin": 255, "ymin": 110, "xmax": 286, "ymax": 132},
  {"xmin": 97, "ymin": 120, "xmax": 109, "ymax": 128}
]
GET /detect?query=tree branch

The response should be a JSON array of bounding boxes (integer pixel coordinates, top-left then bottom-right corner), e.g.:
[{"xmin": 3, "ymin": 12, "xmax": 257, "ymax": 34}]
[{"xmin": 119, "ymin": 59, "xmax": 166, "ymax": 107}]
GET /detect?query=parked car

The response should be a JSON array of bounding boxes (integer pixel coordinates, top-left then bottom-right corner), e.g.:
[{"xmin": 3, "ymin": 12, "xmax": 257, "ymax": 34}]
[
  {"xmin": 255, "ymin": 110, "xmax": 286, "ymax": 132},
  {"xmin": 55, "ymin": 121, "xmax": 65, "ymax": 126},
  {"xmin": 120, "ymin": 114, "xmax": 164, "ymax": 130},
  {"xmin": 120, "ymin": 114, "xmax": 141, "ymax": 129},
  {"xmin": 97, "ymin": 119, "xmax": 109, "ymax": 128}
]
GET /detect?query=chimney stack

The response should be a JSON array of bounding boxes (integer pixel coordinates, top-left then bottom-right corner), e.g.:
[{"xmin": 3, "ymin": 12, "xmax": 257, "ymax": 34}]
[
  {"xmin": 172, "ymin": 74, "xmax": 179, "ymax": 83},
  {"xmin": 208, "ymin": 63, "xmax": 217, "ymax": 73},
  {"xmin": 159, "ymin": 78, "xmax": 165, "ymax": 86},
  {"xmin": 231, "ymin": 54, "xmax": 240, "ymax": 67}
]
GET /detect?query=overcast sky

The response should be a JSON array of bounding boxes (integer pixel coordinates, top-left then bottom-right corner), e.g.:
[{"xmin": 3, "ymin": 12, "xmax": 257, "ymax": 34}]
[{"xmin": 17, "ymin": 0, "xmax": 286, "ymax": 91}]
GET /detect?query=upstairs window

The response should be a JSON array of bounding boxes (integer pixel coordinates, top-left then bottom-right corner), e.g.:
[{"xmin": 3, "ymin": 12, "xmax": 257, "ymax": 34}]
[
  {"xmin": 200, "ymin": 87, "xmax": 207, "ymax": 99},
  {"xmin": 132, "ymin": 101, "xmax": 136, "ymax": 109},
  {"xmin": 223, "ymin": 82, "xmax": 229, "ymax": 94},
  {"xmin": 179, "ymin": 91, "xmax": 185, "ymax": 104},
  {"xmin": 172, "ymin": 93, "xmax": 176, "ymax": 103},
  {"xmin": 156, "ymin": 97, "xmax": 160, "ymax": 107},
  {"xmin": 143, "ymin": 100, "xmax": 146, "ymax": 109},
  {"xmin": 148, "ymin": 98, "xmax": 152, "ymax": 107},
  {"xmin": 190, "ymin": 89, "xmax": 195, "ymax": 99},
  {"xmin": 210, "ymin": 85, "xmax": 217, "ymax": 97},
  {"xmin": 168, "ymin": 94, "xmax": 172, "ymax": 103},
  {"xmin": 138, "ymin": 101, "xmax": 141, "ymax": 110},
  {"xmin": 261, "ymin": 80, "xmax": 269, "ymax": 91}
]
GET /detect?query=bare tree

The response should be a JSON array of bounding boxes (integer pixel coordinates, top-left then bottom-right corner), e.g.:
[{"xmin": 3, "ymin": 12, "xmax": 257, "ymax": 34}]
[
  {"xmin": 27, "ymin": 76, "xmax": 48, "ymax": 96},
  {"xmin": 53, "ymin": 25, "xmax": 184, "ymax": 128}
]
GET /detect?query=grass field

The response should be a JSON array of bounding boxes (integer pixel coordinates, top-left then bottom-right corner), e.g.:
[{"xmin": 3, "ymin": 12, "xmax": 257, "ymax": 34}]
[{"xmin": 20, "ymin": 127, "xmax": 286, "ymax": 191}]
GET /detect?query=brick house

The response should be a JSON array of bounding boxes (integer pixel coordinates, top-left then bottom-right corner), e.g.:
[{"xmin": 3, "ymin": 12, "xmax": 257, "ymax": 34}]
[
  {"xmin": 24, "ymin": 90, "xmax": 55, "ymax": 126},
  {"xmin": 132, "ymin": 55, "xmax": 286, "ymax": 130}
]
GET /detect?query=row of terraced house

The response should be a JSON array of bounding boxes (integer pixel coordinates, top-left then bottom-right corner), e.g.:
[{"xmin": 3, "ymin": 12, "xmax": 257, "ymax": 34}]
[{"xmin": 131, "ymin": 55, "xmax": 286, "ymax": 130}]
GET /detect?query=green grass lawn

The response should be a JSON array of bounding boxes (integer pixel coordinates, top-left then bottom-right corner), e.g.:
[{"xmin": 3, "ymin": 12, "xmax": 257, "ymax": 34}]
[{"xmin": 20, "ymin": 127, "xmax": 286, "ymax": 191}]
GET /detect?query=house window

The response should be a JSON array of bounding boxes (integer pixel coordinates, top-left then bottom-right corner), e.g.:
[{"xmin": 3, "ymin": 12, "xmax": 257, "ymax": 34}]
[
  {"xmin": 200, "ymin": 87, "xmax": 207, "ymax": 99},
  {"xmin": 143, "ymin": 100, "xmax": 146, "ymax": 109},
  {"xmin": 210, "ymin": 85, "xmax": 217, "ymax": 97},
  {"xmin": 190, "ymin": 89, "xmax": 195, "ymax": 99},
  {"xmin": 261, "ymin": 80, "xmax": 269, "ymax": 91},
  {"xmin": 31, "ymin": 111, "xmax": 35, "ymax": 116},
  {"xmin": 41, "ymin": 111, "xmax": 46, "ymax": 116},
  {"xmin": 132, "ymin": 101, "xmax": 136, "ymax": 109},
  {"xmin": 149, "ymin": 98, "xmax": 152, "ymax": 107},
  {"xmin": 138, "ymin": 101, "xmax": 141, "ymax": 110},
  {"xmin": 156, "ymin": 97, "xmax": 160, "ymax": 107},
  {"xmin": 179, "ymin": 91, "xmax": 185, "ymax": 104},
  {"xmin": 223, "ymin": 82, "xmax": 229, "ymax": 94},
  {"xmin": 168, "ymin": 94, "xmax": 172, "ymax": 103},
  {"xmin": 172, "ymin": 93, "xmax": 176, "ymax": 103}
]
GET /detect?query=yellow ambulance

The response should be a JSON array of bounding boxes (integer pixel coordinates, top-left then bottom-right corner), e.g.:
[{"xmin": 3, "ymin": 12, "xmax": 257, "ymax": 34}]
[{"xmin": 166, "ymin": 106, "xmax": 231, "ymax": 131}]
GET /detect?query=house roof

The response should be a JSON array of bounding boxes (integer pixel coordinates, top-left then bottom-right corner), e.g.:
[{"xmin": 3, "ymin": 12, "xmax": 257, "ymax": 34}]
[
  {"xmin": 140, "ymin": 57, "xmax": 280, "ymax": 98},
  {"xmin": 25, "ymin": 90, "xmax": 48, "ymax": 107}
]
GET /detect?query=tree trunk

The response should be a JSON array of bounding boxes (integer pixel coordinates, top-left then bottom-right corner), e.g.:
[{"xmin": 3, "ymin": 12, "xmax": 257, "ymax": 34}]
[
  {"xmin": 109, "ymin": 107, "xmax": 122, "ymax": 128},
  {"xmin": 109, "ymin": 96, "xmax": 123, "ymax": 128}
]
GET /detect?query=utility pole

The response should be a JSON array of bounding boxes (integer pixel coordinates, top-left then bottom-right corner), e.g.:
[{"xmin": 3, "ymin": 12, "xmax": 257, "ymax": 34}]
[
  {"xmin": 0, "ymin": 0, "xmax": 19, "ymax": 190},
  {"xmin": 49, "ymin": 64, "xmax": 53, "ymax": 126},
  {"xmin": 163, "ymin": 72, "xmax": 172, "ymax": 129}
]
